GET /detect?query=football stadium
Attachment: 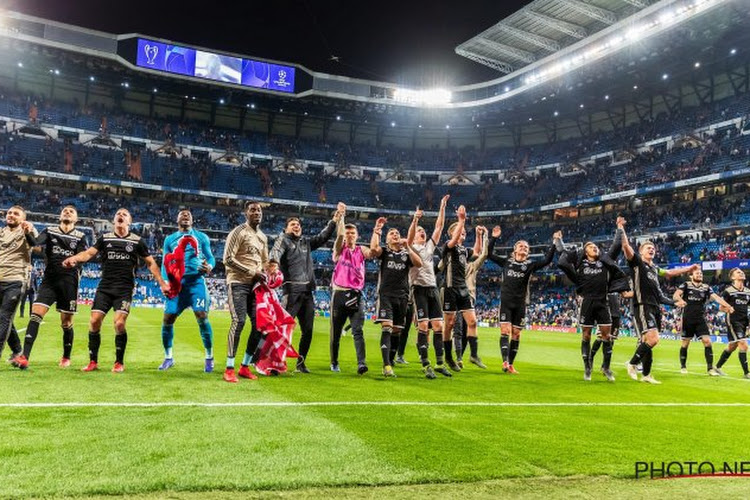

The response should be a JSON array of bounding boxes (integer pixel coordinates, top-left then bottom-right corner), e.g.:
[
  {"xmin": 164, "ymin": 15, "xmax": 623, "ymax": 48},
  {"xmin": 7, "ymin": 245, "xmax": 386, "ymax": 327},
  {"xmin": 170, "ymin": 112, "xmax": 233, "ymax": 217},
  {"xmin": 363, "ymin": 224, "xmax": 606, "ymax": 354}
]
[{"xmin": 1, "ymin": 0, "xmax": 750, "ymax": 497}]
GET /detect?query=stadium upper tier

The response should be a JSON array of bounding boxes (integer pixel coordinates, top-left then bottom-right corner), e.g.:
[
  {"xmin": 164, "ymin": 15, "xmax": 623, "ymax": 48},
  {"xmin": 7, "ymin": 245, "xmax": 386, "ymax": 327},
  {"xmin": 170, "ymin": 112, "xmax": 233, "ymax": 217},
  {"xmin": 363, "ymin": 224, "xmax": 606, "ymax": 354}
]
[{"xmin": 0, "ymin": 87, "xmax": 750, "ymax": 211}]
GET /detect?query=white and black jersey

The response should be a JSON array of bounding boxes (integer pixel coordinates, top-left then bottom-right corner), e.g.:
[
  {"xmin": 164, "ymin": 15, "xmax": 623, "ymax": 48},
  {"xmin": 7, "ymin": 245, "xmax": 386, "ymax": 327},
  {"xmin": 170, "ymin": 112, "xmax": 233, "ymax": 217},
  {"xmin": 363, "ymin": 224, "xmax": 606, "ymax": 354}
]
[
  {"xmin": 489, "ymin": 244, "xmax": 556, "ymax": 307},
  {"xmin": 722, "ymin": 285, "xmax": 750, "ymax": 342},
  {"xmin": 441, "ymin": 244, "xmax": 471, "ymax": 289},
  {"xmin": 376, "ymin": 247, "xmax": 413, "ymax": 299},
  {"xmin": 627, "ymin": 253, "xmax": 663, "ymax": 307},
  {"xmin": 37, "ymin": 226, "xmax": 88, "ymax": 280},
  {"xmin": 678, "ymin": 281, "xmax": 711, "ymax": 325},
  {"xmin": 93, "ymin": 232, "xmax": 150, "ymax": 295}
]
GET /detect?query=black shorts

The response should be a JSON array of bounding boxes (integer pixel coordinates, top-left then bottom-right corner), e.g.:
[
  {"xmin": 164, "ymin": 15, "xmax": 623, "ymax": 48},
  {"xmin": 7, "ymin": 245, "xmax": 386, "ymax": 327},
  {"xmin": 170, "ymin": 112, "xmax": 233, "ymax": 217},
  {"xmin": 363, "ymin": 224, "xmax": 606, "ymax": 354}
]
[
  {"xmin": 682, "ymin": 319, "xmax": 710, "ymax": 339},
  {"xmin": 442, "ymin": 287, "xmax": 474, "ymax": 313},
  {"xmin": 725, "ymin": 316, "xmax": 749, "ymax": 343},
  {"xmin": 375, "ymin": 295, "xmax": 409, "ymax": 328},
  {"xmin": 92, "ymin": 289, "xmax": 133, "ymax": 316},
  {"xmin": 632, "ymin": 304, "xmax": 661, "ymax": 336},
  {"xmin": 413, "ymin": 286, "xmax": 442, "ymax": 322},
  {"xmin": 35, "ymin": 277, "xmax": 79, "ymax": 314},
  {"xmin": 499, "ymin": 302, "xmax": 525, "ymax": 329},
  {"xmin": 579, "ymin": 297, "xmax": 612, "ymax": 328}
]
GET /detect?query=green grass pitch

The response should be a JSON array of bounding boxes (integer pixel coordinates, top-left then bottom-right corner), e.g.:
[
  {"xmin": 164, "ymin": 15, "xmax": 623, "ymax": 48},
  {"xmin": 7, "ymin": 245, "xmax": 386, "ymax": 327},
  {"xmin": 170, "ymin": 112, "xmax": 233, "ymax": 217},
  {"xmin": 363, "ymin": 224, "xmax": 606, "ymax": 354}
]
[{"xmin": 1, "ymin": 306, "xmax": 749, "ymax": 499}]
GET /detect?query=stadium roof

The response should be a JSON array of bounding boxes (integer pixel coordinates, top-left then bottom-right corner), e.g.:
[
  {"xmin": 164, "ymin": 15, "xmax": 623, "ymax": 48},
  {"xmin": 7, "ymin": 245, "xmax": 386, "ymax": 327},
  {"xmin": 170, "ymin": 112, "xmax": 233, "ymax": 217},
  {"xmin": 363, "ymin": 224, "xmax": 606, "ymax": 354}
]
[{"xmin": 456, "ymin": 0, "xmax": 652, "ymax": 74}]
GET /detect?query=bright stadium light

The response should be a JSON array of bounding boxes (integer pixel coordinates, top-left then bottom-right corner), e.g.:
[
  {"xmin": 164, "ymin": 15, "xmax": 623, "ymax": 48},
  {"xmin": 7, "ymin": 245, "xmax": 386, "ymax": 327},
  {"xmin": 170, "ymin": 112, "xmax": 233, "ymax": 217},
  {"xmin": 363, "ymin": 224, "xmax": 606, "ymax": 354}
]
[
  {"xmin": 89, "ymin": 76, "xmax": 95, "ymax": 82},
  {"xmin": 392, "ymin": 88, "xmax": 452, "ymax": 106},
  {"xmin": 16, "ymin": 62, "xmax": 22, "ymax": 68}
]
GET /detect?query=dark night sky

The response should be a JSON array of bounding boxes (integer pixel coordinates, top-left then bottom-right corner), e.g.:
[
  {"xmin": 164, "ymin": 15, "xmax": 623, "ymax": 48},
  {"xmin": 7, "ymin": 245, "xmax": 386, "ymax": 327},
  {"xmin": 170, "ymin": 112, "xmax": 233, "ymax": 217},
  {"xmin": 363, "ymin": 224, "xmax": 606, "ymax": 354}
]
[{"xmin": 8, "ymin": 0, "xmax": 533, "ymax": 86}]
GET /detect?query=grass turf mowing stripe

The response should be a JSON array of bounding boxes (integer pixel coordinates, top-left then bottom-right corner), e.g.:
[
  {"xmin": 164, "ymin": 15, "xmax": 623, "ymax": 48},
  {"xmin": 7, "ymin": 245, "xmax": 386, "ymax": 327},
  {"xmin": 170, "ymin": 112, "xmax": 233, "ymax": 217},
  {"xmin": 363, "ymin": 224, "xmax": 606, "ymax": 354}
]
[{"xmin": 4, "ymin": 401, "xmax": 750, "ymax": 408}]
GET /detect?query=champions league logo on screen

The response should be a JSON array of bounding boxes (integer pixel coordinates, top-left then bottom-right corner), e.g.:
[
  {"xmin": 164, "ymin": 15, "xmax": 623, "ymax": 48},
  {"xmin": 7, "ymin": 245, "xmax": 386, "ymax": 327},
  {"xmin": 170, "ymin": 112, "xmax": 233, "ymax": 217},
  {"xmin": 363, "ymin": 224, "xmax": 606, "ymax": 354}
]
[
  {"xmin": 275, "ymin": 70, "xmax": 289, "ymax": 87},
  {"xmin": 143, "ymin": 44, "xmax": 158, "ymax": 65}
]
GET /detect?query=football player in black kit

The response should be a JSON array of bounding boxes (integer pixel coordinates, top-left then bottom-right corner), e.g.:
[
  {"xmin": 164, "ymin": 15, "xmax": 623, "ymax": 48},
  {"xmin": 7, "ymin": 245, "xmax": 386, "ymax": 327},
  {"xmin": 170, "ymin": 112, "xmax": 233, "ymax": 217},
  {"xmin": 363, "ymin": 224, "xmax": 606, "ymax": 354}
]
[
  {"xmin": 11, "ymin": 205, "xmax": 88, "ymax": 369},
  {"xmin": 589, "ymin": 290, "xmax": 632, "ymax": 379},
  {"xmin": 673, "ymin": 268, "xmax": 732, "ymax": 376},
  {"xmin": 556, "ymin": 219, "xmax": 629, "ymax": 381},
  {"xmin": 621, "ymin": 219, "xmax": 698, "ymax": 384},
  {"xmin": 716, "ymin": 268, "xmax": 750, "ymax": 378},
  {"xmin": 488, "ymin": 227, "xmax": 558, "ymax": 374},
  {"xmin": 440, "ymin": 205, "xmax": 483, "ymax": 372},
  {"xmin": 370, "ymin": 216, "xmax": 422, "ymax": 378},
  {"xmin": 63, "ymin": 209, "xmax": 170, "ymax": 373}
]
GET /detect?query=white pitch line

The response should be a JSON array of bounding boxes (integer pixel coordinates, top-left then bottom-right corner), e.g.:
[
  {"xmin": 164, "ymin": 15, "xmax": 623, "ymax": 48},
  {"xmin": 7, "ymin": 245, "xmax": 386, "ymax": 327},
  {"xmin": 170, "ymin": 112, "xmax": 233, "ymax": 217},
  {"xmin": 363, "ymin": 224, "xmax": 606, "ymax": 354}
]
[{"xmin": 2, "ymin": 401, "xmax": 750, "ymax": 408}]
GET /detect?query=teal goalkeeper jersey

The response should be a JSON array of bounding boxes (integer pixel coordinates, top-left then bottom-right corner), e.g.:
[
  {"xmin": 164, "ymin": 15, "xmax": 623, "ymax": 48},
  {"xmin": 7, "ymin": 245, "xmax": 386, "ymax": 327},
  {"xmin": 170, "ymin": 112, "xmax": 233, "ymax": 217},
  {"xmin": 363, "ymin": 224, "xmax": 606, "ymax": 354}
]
[{"xmin": 161, "ymin": 229, "xmax": 215, "ymax": 282}]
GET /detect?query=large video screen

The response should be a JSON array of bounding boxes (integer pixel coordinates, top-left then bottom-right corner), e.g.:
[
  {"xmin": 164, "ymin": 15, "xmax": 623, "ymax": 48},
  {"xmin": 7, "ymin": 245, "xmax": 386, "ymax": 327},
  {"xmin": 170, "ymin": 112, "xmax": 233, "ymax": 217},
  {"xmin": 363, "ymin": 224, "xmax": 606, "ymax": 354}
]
[{"xmin": 136, "ymin": 38, "xmax": 295, "ymax": 93}]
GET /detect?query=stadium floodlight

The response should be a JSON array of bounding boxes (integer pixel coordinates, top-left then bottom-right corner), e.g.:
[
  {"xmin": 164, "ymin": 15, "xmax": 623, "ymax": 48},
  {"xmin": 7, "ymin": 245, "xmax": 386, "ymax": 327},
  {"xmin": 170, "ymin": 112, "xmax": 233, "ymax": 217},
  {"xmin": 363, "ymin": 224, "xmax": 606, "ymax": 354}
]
[
  {"xmin": 89, "ymin": 76, "xmax": 95, "ymax": 82},
  {"xmin": 553, "ymin": 111, "xmax": 559, "ymax": 117},
  {"xmin": 393, "ymin": 88, "xmax": 452, "ymax": 106},
  {"xmin": 219, "ymin": 98, "xmax": 225, "ymax": 104},
  {"xmin": 731, "ymin": 48, "xmax": 737, "ymax": 55},
  {"xmin": 694, "ymin": 61, "xmax": 701, "ymax": 68},
  {"xmin": 251, "ymin": 103, "xmax": 256, "ymax": 109},
  {"xmin": 391, "ymin": 121, "xmax": 396, "ymax": 127},
  {"xmin": 662, "ymin": 73, "xmax": 669, "ymax": 80},
  {"xmin": 445, "ymin": 124, "xmax": 450, "ymax": 129},
  {"xmin": 16, "ymin": 62, "xmax": 22, "ymax": 68},
  {"xmin": 153, "ymin": 88, "xmax": 158, "ymax": 93}
]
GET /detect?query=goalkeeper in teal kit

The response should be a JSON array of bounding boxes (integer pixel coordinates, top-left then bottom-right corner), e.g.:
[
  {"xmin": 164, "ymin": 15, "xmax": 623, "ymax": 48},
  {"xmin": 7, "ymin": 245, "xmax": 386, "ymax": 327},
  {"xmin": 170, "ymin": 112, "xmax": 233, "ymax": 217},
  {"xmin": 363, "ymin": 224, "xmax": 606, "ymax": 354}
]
[{"xmin": 159, "ymin": 209, "xmax": 216, "ymax": 372}]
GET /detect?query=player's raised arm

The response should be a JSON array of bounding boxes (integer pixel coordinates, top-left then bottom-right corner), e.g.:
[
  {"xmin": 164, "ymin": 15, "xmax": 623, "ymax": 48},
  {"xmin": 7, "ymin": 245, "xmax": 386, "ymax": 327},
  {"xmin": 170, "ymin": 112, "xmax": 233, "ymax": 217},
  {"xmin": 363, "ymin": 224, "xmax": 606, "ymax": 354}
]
[
  {"xmin": 369, "ymin": 217, "xmax": 386, "ymax": 258},
  {"xmin": 431, "ymin": 194, "xmax": 450, "ymax": 245},
  {"xmin": 663, "ymin": 263, "xmax": 701, "ymax": 279},
  {"xmin": 407, "ymin": 208, "xmax": 420, "ymax": 248},
  {"xmin": 531, "ymin": 231, "xmax": 559, "ymax": 271},
  {"xmin": 487, "ymin": 225, "xmax": 507, "ymax": 267},
  {"xmin": 446, "ymin": 205, "xmax": 466, "ymax": 249},
  {"xmin": 607, "ymin": 217, "xmax": 626, "ymax": 260},
  {"xmin": 310, "ymin": 202, "xmax": 345, "ymax": 250},
  {"xmin": 620, "ymin": 219, "xmax": 635, "ymax": 261}
]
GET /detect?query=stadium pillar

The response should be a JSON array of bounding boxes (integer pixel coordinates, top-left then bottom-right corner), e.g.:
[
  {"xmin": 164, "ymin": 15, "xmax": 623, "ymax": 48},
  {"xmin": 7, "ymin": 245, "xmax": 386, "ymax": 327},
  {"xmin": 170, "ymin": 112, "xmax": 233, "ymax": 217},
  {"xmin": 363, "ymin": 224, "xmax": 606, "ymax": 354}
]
[
  {"xmin": 239, "ymin": 106, "xmax": 246, "ymax": 132},
  {"xmin": 267, "ymin": 113, "xmax": 276, "ymax": 137},
  {"xmin": 295, "ymin": 115, "xmax": 304, "ymax": 139},
  {"xmin": 323, "ymin": 119, "xmax": 331, "ymax": 143}
]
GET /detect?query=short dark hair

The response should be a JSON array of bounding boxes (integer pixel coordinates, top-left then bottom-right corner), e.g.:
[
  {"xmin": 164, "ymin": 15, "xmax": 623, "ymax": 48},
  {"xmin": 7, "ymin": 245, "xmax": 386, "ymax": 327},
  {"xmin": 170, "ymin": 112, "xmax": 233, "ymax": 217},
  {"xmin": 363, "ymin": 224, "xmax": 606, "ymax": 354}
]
[
  {"xmin": 62, "ymin": 204, "xmax": 77, "ymax": 212},
  {"xmin": 244, "ymin": 201, "xmax": 261, "ymax": 210},
  {"xmin": 344, "ymin": 224, "xmax": 357, "ymax": 231},
  {"xmin": 178, "ymin": 208, "xmax": 191, "ymax": 215},
  {"xmin": 286, "ymin": 217, "xmax": 301, "ymax": 227}
]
